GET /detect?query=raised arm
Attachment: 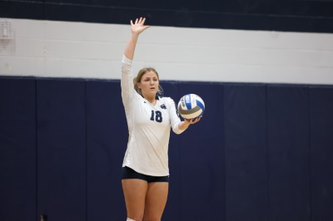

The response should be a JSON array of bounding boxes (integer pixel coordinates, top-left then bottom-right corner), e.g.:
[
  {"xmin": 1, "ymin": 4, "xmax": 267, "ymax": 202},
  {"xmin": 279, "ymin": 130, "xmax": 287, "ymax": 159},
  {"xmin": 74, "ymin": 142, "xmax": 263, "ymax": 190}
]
[{"xmin": 124, "ymin": 17, "xmax": 150, "ymax": 60}]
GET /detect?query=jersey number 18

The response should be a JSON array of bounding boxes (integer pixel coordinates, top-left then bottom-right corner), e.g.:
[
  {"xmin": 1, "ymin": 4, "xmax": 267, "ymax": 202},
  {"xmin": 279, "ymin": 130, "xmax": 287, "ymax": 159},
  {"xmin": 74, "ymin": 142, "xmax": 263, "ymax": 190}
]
[{"xmin": 150, "ymin": 110, "xmax": 163, "ymax": 123}]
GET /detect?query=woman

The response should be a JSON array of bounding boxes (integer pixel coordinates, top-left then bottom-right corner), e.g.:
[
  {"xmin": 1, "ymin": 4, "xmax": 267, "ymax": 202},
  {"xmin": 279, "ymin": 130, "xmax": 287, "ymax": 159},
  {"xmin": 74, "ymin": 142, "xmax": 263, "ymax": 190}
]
[{"xmin": 121, "ymin": 17, "xmax": 200, "ymax": 221}]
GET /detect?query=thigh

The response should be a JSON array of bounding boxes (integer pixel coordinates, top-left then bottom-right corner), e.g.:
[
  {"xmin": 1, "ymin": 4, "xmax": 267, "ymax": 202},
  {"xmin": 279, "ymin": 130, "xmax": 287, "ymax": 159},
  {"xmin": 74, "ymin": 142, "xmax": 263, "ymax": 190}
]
[
  {"xmin": 122, "ymin": 179, "xmax": 148, "ymax": 220},
  {"xmin": 143, "ymin": 182, "xmax": 169, "ymax": 221}
]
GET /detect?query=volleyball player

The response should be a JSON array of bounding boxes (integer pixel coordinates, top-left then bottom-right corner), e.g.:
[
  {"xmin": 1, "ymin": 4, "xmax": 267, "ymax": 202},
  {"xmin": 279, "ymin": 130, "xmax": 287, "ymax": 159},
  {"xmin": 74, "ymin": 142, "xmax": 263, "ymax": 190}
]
[{"xmin": 120, "ymin": 17, "xmax": 200, "ymax": 221}]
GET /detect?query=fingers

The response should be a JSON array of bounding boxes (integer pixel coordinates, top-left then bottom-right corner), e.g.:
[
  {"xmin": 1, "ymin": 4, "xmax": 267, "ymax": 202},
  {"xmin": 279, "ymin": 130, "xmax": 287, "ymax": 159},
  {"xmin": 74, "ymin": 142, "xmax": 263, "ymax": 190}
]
[
  {"xmin": 137, "ymin": 17, "xmax": 145, "ymax": 25},
  {"xmin": 192, "ymin": 118, "xmax": 199, "ymax": 124},
  {"xmin": 191, "ymin": 116, "xmax": 202, "ymax": 124},
  {"xmin": 184, "ymin": 116, "xmax": 201, "ymax": 125},
  {"xmin": 131, "ymin": 17, "xmax": 146, "ymax": 25}
]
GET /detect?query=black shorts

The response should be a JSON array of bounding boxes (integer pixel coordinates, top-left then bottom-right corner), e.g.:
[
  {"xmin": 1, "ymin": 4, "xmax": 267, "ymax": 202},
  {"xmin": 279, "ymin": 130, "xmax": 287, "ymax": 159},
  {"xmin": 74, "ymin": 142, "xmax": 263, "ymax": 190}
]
[{"xmin": 122, "ymin": 166, "xmax": 169, "ymax": 183}]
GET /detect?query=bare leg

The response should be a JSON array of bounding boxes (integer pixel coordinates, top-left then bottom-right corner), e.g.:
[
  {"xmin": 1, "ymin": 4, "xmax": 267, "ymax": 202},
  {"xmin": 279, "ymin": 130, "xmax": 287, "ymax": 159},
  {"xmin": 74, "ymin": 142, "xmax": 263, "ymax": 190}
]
[
  {"xmin": 143, "ymin": 182, "xmax": 169, "ymax": 221},
  {"xmin": 122, "ymin": 179, "xmax": 148, "ymax": 221}
]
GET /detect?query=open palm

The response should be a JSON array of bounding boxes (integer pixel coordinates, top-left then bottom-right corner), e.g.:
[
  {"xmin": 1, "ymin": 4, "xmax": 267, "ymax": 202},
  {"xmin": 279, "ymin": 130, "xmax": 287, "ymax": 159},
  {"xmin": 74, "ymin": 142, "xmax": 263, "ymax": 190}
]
[{"xmin": 131, "ymin": 17, "xmax": 150, "ymax": 34}]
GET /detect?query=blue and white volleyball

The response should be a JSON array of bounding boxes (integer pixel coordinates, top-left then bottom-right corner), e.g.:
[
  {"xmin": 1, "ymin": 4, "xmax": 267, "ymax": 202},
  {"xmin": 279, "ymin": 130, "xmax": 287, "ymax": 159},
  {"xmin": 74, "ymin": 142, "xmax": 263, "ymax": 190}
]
[{"xmin": 177, "ymin": 94, "xmax": 205, "ymax": 119}]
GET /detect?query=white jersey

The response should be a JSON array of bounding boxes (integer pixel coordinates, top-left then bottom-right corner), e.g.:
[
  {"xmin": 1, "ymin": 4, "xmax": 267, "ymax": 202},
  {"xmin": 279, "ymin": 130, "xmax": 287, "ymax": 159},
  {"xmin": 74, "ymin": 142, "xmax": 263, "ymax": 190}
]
[{"xmin": 121, "ymin": 55, "xmax": 185, "ymax": 176}]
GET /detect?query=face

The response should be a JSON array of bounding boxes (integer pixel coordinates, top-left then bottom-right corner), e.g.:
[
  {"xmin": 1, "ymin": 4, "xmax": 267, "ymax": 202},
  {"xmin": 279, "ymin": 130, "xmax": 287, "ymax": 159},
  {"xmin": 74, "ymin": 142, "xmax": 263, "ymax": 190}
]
[{"xmin": 137, "ymin": 71, "xmax": 159, "ymax": 100}]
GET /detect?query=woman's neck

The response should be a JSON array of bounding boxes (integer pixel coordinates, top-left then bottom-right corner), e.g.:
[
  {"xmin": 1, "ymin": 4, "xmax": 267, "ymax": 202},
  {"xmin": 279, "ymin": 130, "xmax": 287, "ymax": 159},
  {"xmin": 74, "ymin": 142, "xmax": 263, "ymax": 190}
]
[{"xmin": 145, "ymin": 96, "xmax": 157, "ymax": 105}]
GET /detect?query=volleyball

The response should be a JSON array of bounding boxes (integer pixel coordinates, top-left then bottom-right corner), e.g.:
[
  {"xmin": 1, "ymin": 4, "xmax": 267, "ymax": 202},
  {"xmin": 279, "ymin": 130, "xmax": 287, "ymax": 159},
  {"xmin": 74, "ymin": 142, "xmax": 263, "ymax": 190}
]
[{"xmin": 177, "ymin": 94, "xmax": 205, "ymax": 119}]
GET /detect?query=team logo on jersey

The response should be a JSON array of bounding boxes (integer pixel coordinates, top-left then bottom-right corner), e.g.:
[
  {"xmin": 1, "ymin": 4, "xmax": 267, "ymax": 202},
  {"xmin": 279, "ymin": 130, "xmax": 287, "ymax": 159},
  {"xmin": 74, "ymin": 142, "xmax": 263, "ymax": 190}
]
[{"xmin": 160, "ymin": 104, "xmax": 166, "ymax": 109}]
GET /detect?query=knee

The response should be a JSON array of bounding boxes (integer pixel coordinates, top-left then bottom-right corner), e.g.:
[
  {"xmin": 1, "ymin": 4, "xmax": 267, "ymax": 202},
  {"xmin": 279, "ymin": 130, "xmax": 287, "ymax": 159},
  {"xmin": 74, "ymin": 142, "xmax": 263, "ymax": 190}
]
[{"xmin": 126, "ymin": 210, "xmax": 144, "ymax": 221}]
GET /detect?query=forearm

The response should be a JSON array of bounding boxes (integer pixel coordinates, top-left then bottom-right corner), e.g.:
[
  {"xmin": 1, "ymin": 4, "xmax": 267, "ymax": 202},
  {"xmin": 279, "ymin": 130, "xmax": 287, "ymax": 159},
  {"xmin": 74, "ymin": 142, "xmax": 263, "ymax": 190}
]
[
  {"xmin": 178, "ymin": 120, "xmax": 191, "ymax": 131},
  {"xmin": 124, "ymin": 33, "xmax": 139, "ymax": 60},
  {"xmin": 177, "ymin": 117, "xmax": 201, "ymax": 133}
]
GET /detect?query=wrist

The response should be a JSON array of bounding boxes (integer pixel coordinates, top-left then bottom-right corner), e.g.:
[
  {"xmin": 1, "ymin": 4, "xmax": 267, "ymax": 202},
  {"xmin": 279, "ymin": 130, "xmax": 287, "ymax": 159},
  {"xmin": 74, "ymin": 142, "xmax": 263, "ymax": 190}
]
[
  {"xmin": 183, "ymin": 120, "xmax": 190, "ymax": 128},
  {"xmin": 131, "ymin": 32, "xmax": 140, "ymax": 38}
]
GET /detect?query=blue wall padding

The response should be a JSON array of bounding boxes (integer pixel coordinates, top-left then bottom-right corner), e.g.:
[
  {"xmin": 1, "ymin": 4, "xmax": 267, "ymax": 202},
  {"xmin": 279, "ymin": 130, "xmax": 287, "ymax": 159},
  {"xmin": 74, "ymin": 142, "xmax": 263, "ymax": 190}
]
[
  {"xmin": 267, "ymin": 85, "xmax": 310, "ymax": 221},
  {"xmin": 1, "ymin": 76, "xmax": 333, "ymax": 221},
  {"xmin": 0, "ymin": 78, "xmax": 37, "ymax": 221},
  {"xmin": 224, "ymin": 84, "xmax": 268, "ymax": 221},
  {"xmin": 36, "ymin": 79, "xmax": 86, "ymax": 221},
  {"xmin": 172, "ymin": 82, "xmax": 226, "ymax": 220},
  {"xmin": 85, "ymin": 80, "xmax": 127, "ymax": 220},
  {"xmin": 309, "ymin": 87, "xmax": 333, "ymax": 221}
]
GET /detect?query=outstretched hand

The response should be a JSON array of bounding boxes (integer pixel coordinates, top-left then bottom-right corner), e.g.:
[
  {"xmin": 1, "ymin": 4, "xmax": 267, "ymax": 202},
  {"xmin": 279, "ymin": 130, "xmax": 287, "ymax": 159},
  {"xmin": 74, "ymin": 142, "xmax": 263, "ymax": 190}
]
[
  {"xmin": 178, "ymin": 116, "xmax": 201, "ymax": 131},
  {"xmin": 130, "ymin": 17, "xmax": 150, "ymax": 35}
]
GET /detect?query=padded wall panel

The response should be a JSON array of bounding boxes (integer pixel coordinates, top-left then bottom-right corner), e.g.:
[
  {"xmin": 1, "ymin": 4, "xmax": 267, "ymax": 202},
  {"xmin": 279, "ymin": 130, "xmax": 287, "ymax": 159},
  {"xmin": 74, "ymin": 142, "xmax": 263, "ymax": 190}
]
[
  {"xmin": 309, "ymin": 87, "xmax": 333, "ymax": 221},
  {"xmin": 176, "ymin": 82, "xmax": 225, "ymax": 220},
  {"xmin": 36, "ymin": 79, "xmax": 86, "ymax": 221},
  {"xmin": 224, "ymin": 84, "xmax": 268, "ymax": 221},
  {"xmin": 0, "ymin": 78, "xmax": 36, "ymax": 221},
  {"xmin": 2, "ymin": 75, "xmax": 333, "ymax": 221},
  {"xmin": 267, "ymin": 86, "xmax": 310, "ymax": 221},
  {"xmin": 86, "ymin": 80, "xmax": 127, "ymax": 220}
]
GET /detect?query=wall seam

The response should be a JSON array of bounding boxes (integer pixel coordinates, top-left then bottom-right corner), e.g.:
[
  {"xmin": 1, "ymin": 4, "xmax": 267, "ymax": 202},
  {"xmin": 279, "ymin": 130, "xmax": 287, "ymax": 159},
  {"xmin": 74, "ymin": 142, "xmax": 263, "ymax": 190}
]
[
  {"xmin": 84, "ymin": 81, "xmax": 88, "ymax": 221},
  {"xmin": 307, "ymin": 86, "xmax": 313, "ymax": 221},
  {"xmin": 35, "ymin": 79, "xmax": 39, "ymax": 221},
  {"xmin": 265, "ymin": 85, "xmax": 270, "ymax": 221}
]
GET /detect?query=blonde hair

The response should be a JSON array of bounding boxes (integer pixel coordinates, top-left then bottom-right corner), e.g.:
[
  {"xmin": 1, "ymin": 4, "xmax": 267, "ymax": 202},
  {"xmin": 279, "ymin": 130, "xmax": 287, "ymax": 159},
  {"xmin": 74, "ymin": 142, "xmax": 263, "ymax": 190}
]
[{"xmin": 133, "ymin": 67, "xmax": 163, "ymax": 98}]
